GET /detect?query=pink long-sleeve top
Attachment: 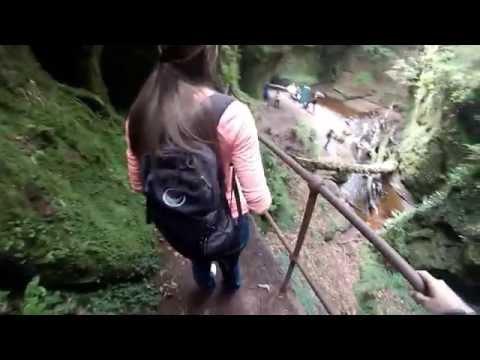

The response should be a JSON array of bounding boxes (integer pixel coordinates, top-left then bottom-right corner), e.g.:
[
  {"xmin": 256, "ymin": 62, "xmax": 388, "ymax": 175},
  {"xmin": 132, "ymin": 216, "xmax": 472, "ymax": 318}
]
[{"xmin": 125, "ymin": 94, "xmax": 272, "ymax": 218}]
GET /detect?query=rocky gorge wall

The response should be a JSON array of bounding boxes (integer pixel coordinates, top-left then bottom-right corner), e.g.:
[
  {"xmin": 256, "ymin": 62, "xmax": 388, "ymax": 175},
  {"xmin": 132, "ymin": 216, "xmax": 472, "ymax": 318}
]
[{"xmin": 383, "ymin": 46, "xmax": 480, "ymax": 296}]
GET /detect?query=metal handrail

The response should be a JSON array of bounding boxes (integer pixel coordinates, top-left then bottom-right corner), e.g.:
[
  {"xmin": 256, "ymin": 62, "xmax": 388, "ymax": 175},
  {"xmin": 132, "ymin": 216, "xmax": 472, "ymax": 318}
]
[
  {"xmin": 259, "ymin": 134, "xmax": 426, "ymax": 304},
  {"xmin": 263, "ymin": 212, "xmax": 336, "ymax": 315}
]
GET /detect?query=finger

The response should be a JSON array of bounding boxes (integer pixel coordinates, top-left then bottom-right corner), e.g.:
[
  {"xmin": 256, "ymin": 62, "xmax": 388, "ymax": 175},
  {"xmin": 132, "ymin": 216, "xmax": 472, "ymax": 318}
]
[
  {"xmin": 412, "ymin": 291, "xmax": 430, "ymax": 305},
  {"xmin": 417, "ymin": 270, "xmax": 437, "ymax": 283},
  {"xmin": 417, "ymin": 270, "xmax": 437, "ymax": 295}
]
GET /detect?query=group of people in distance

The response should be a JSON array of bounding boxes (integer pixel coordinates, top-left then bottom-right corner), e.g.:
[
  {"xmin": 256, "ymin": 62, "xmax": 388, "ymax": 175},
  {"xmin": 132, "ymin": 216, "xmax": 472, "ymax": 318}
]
[{"xmin": 263, "ymin": 81, "xmax": 325, "ymax": 114}]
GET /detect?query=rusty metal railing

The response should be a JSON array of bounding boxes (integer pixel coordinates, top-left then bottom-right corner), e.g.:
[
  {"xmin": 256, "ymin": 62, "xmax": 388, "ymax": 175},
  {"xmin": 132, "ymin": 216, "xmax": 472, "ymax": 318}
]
[{"xmin": 259, "ymin": 134, "xmax": 426, "ymax": 315}]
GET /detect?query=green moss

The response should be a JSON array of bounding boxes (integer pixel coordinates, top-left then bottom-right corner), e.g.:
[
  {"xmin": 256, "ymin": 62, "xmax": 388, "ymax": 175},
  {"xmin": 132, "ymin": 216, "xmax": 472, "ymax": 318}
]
[
  {"xmin": 353, "ymin": 71, "xmax": 375, "ymax": 86},
  {"xmin": 276, "ymin": 252, "xmax": 322, "ymax": 315},
  {"xmin": 0, "ymin": 290, "xmax": 10, "ymax": 314},
  {"xmin": 397, "ymin": 46, "xmax": 480, "ymax": 198},
  {"xmin": 20, "ymin": 276, "xmax": 76, "ymax": 315},
  {"xmin": 275, "ymin": 46, "xmax": 325, "ymax": 86},
  {"xmin": 0, "ymin": 47, "xmax": 160, "ymax": 286},
  {"xmin": 354, "ymin": 244, "xmax": 427, "ymax": 315},
  {"xmin": 6, "ymin": 275, "xmax": 161, "ymax": 315},
  {"xmin": 317, "ymin": 198, "xmax": 351, "ymax": 242},
  {"xmin": 260, "ymin": 146, "xmax": 296, "ymax": 230},
  {"xmin": 383, "ymin": 162, "xmax": 480, "ymax": 281},
  {"xmin": 70, "ymin": 280, "xmax": 161, "ymax": 314},
  {"xmin": 218, "ymin": 45, "xmax": 258, "ymax": 107},
  {"xmin": 293, "ymin": 120, "xmax": 320, "ymax": 158},
  {"xmin": 238, "ymin": 45, "xmax": 291, "ymax": 99}
]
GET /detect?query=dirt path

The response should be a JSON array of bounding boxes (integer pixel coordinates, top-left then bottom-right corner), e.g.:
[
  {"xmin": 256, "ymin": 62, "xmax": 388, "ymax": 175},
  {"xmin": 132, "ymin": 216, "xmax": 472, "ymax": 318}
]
[
  {"xmin": 152, "ymin": 87, "xmax": 403, "ymax": 315},
  {"xmin": 258, "ymin": 90, "xmax": 366, "ymax": 163},
  {"xmin": 264, "ymin": 172, "xmax": 365, "ymax": 315},
  {"xmin": 256, "ymin": 90, "xmax": 387, "ymax": 314},
  {"xmin": 257, "ymin": 87, "xmax": 411, "ymax": 315},
  {"xmin": 155, "ymin": 217, "xmax": 318, "ymax": 315}
]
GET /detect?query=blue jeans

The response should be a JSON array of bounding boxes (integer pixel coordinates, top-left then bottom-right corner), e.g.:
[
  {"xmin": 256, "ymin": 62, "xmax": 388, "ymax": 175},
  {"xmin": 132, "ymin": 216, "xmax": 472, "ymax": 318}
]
[{"xmin": 192, "ymin": 215, "xmax": 250, "ymax": 292}]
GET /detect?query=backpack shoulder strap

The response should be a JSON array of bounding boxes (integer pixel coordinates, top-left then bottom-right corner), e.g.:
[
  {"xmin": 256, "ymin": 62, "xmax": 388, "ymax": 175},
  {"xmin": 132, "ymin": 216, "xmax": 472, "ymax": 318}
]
[
  {"xmin": 206, "ymin": 93, "xmax": 243, "ymax": 218},
  {"xmin": 208, "ymin": 93, "xmax": 236, "ymax": 127},
  {"xmin": 194, "ymin": 93, "xmax": 235, "ymax": 147}
]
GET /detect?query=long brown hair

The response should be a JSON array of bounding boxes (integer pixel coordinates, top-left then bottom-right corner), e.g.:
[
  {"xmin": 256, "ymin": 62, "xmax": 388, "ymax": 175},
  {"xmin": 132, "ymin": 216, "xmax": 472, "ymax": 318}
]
[{"xmin": 127, "ymin": 45, "xmax": 220, "ymax": 159}]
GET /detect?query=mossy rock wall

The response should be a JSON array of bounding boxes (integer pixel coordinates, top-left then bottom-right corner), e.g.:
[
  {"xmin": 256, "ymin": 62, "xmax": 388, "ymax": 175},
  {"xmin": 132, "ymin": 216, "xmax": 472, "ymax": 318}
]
[
  {"xmin": 275, "ymin": 46, "xmax": 331, "ymax": 86},
  {"xmin": 239, "ymin": 45, "xmax": 290, "ymax": 99},
  {"xmin": 383, "ymin": 164, "xmax": 480, "ymax": 283},
  {"xmin": 399, "ymin": 46, "xmax": 480, "ymax": 199},
  {"xmin": 387, "ymin": 46, "xmax": 480, "ymax": 292},
  {"xmin": 0, "ymin": 46, "xmax": 160, "ymax": 287},
  {"xmin": 238, "ymin": 45, "xmax": 350, "ymax": 99},
  {"xmin": 398, "ymin": 91, "xmax": 469, "ymax": 198}
]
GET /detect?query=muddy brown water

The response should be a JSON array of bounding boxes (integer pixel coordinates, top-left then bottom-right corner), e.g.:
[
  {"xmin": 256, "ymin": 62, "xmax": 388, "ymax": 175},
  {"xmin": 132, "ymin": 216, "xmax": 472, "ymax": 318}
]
[
  {"xmin": 363, "ymin": 183, "xmax": 407, "ymax": 230},
  {"xmin": 315, "ymin": 97, "xmax": 363, "ymax": 119},
  {"xmin": 315, "ymin": 96, "xmax": 406, "ymax": 230}
]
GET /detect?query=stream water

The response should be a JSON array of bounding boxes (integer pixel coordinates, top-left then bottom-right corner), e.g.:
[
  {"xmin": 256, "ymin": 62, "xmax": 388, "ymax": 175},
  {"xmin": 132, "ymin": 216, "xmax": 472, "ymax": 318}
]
[
  {"xmin": 309, "ymin": 95, "xmax": 408, "ymax": 229},
  {"xmin": 314, "ymin": 95, "xmax": 480, "ymax": 310}
]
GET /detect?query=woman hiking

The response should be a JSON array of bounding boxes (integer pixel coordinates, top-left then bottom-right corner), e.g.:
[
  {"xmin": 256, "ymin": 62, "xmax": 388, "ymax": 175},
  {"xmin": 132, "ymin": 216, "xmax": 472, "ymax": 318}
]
[{"xmin": 124, "ymin": 45, "xmax": 272, "ymax": 293}]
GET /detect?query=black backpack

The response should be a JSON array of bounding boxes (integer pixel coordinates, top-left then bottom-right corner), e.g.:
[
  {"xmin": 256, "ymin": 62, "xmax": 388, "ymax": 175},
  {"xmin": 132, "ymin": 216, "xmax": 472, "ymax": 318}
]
[{"xmin": 141, "ymin": 94, "xmax": 243, "ymax": 260}]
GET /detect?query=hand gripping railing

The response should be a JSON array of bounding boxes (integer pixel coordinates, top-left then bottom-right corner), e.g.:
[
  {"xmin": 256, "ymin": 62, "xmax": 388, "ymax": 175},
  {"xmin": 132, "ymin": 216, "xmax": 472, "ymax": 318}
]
[{"xmin": 259, "ymin": 134, "xmax": 426, "ymax": 315}]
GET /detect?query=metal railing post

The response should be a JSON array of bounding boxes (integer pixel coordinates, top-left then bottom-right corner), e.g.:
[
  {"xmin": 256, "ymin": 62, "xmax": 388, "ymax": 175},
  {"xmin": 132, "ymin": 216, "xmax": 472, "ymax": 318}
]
[
  {"xmin": 259, "ymin": 133, "xmax": 426, "ymax": 294},
  {"xmin": 280, "ymin": 190, "xmax": 318, "ymax": 293},
  {"xmin": 263, "ymin": 211, "xmax": 336, "ymax": 314}
]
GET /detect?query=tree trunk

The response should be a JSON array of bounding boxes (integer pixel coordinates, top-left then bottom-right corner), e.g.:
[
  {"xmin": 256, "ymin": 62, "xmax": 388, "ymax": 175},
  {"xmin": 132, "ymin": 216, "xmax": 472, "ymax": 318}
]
[
  {"xmin": 291, "ymin": 154, "xmax": 398, "ymax": 174},
  {"xmin": 78, "ymin": 45, "xmax": 110, "ymax": 105}
]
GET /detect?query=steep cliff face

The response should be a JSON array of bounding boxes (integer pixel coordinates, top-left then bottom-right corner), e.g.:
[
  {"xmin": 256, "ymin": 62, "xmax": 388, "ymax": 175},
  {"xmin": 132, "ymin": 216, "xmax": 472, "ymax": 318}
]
[
  {"xmin": 0, "ymin": 44, "xmax": 260, "ymax": 289},
  {"xmin": 30, "ymin": 46, "xmax": 110, "ymax": 104},
  {"xmin": 383, "ymin": 161, "xmax": 480, "ymax": 288},
  {"xmin": 397, "ymin": 46, "xmax": 480, "ymax": 197},
  {"xmin": 0, "ymin": 46, "xmax": 160, "ymax": 287},
  {"xmin": 238, "ymin": 45, "xmax": 350, "ymax": 99},
  {"xmin": 398, "ymin": 90, "xmax": 469, "ymax": 198},
  {"xmin": 383, "ymin": 46, "xmax": 480, "ymax": 293},
  {"xmin": 101, "ymin": 46, "xmax": 158, "ymax": 112}
]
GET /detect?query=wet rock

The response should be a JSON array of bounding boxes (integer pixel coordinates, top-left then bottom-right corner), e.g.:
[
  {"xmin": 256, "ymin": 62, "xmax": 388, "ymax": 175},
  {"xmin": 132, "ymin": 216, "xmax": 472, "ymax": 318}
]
[{"xmin": 383, "ymin": 163, "xmax": 480, "ymax": 286}]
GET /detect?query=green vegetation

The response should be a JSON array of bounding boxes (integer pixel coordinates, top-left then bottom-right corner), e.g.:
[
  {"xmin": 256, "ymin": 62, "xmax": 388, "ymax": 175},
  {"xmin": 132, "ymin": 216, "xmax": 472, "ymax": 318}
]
[
  {"xmin": 378, "ymin": 46, "xmax": 480, "ymax": 289},
  {"xmin": 353, "ymin": 71, "xmax": 375, "ymax": 87},
  {"xmin": 5, "ymin": 275, "xmax": 161, "ymax": 315},
  {"xmin": 218, "ymin": 45, "xmax": 257, "ymax": 107},
  {"xmin": 388, "ymin": 46, "xmax": 480, "ymax": 105},
  {"xmin": 382, "ymin": 159, "xmax": 480, "ymax": 280},
  {"xmin": 275, "ymin": 47, "xmax": 325, "ymax": 85},
  {"xmin": 358, "ymin": 46, "xmax": 480, "ymax": 313},
  {"xmin": 0, "ymin": 46, "xmax": 161, "ymax": 292},
  {"xmin": 293, "ymin": 120, "xmax": 320, "ymax": 158},
  {"xmin": 0, "ymin": 290, "xmax": 10, "ymax": 314},
  {"xmin": 260, "ymin": 146, "xmax": 296, "ymax": 230},
  {"xmin": 4, "ymin": 44, "xmax": 479, "ymax": 316},
  {"xmin": 71, "ymin": 280, "xmax": 161, "ymax": 314},
  {"xmin": 238, "ymin": 45, "xmax": 341, "ymax": 99},
  {"xmin": 277, "ymin": 252, "xmax": 322, "ymax": 315},
  {"xmin": 238, "ymin": 46, "xmax": 289, "ymax": 99},
  {"xmin": 354, "ymin": 244, "xmax": 427, "ymax": 315},
  {"xmin": 219, "ymin": 45, "xmax": 241, "ymax": 91},
  {"xmin": 317, "ymin": 198, "xmax": 351, "ymax": 242},
  {"xmin": 0, "ymin": 83, "xmax": 161, "ymax": 286},
  {"xmin": 389, "ymin": 46, "xmax": 480, "ymax": 197},
  {"xmin": 21, "ymin": 276, "xmax": 76, "ymax": 315},
  {"xmin": 361, "ymin": 45, "xmax": 398, "ymax": 61}
]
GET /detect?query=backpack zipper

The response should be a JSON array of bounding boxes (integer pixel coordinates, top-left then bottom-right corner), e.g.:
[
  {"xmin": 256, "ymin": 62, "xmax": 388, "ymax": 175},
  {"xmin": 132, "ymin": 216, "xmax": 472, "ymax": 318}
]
[
  {"xmin": 200, "ymin": 175, "xmax": 212, "ymax": 189},
  {"xmin": 203, "ymin": 236, "xmax": 208, "ymax": 256}
]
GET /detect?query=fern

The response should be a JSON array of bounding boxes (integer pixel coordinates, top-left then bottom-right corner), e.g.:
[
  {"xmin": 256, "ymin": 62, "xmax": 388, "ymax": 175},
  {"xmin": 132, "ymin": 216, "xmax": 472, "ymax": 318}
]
[
  {"xmin": 0, "ymin": 290, "xmax": 9, "ymax": 314},
  {"xmin": 22, "ymin": 276, "xmax": 75, "ymax": 315},
  {"xmin": 466, "ymin": 144, "xmax": 480, "ymax": 162}
]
